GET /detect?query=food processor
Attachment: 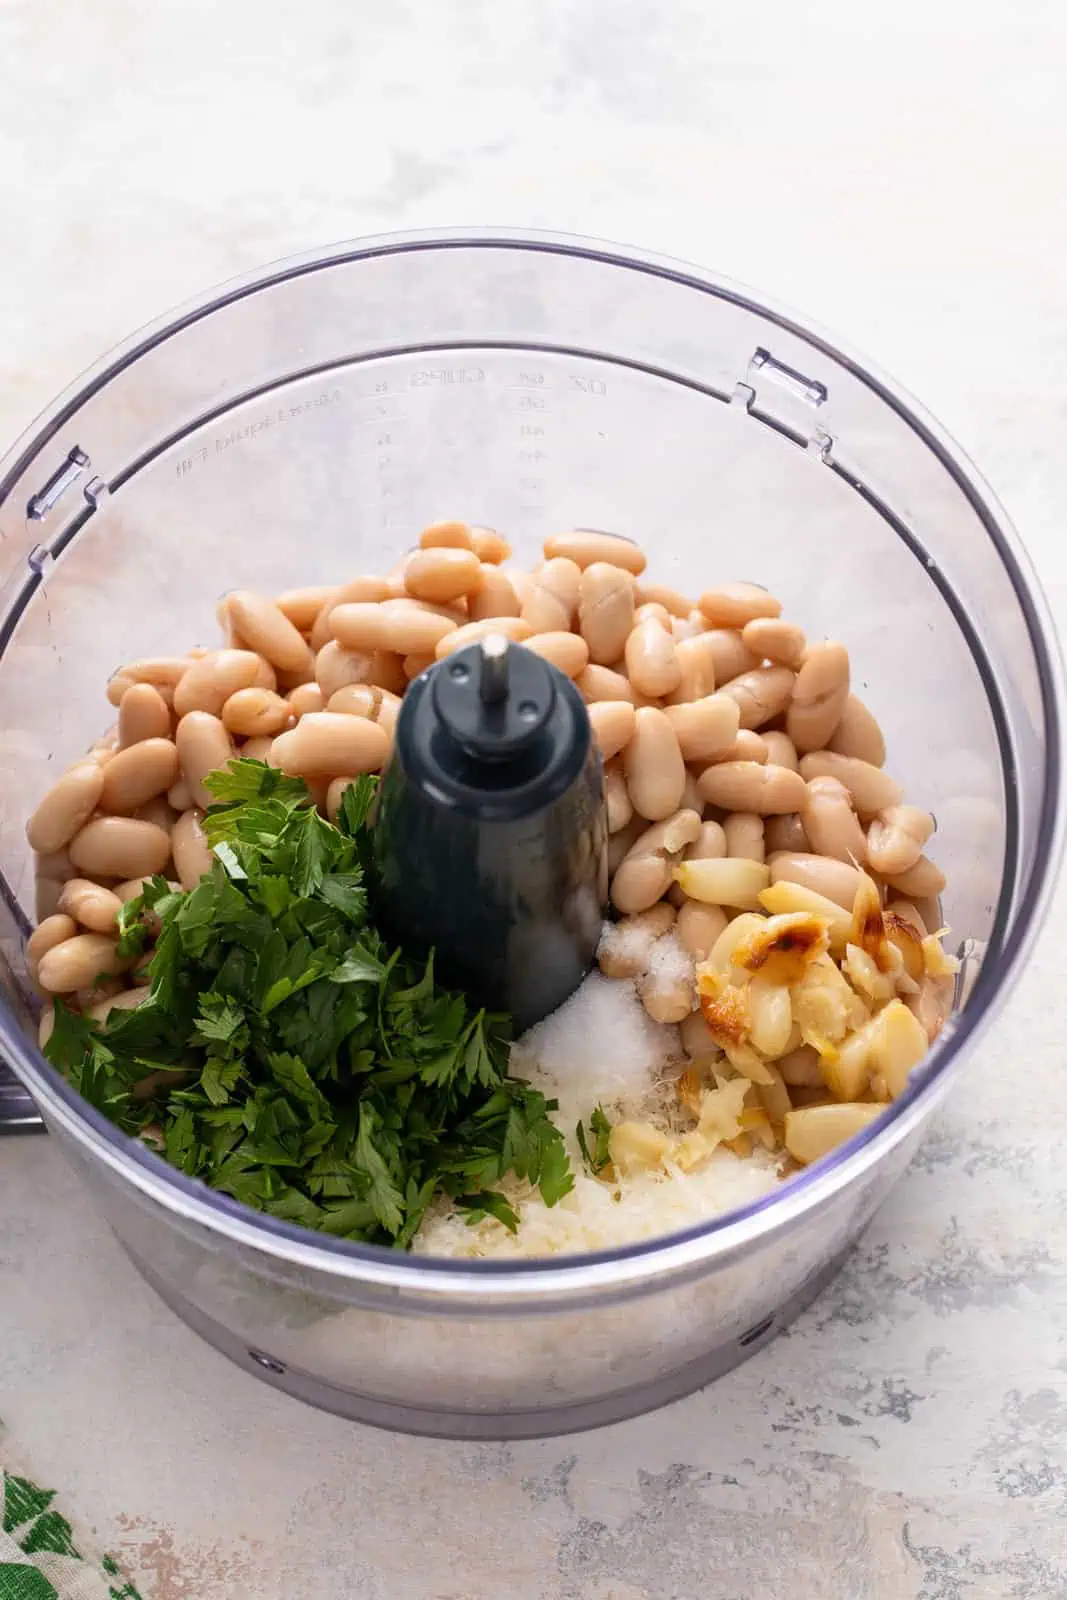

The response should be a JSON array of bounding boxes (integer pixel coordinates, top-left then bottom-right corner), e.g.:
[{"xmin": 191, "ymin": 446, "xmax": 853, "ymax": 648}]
[{"xmin": 0, "ymin": 229, "xmax": 1060, "ymax": 1438}]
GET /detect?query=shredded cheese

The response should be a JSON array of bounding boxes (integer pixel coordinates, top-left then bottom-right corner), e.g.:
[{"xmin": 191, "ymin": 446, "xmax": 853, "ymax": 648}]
[
  {"xmin": 413, "ymin": 1148, "xmax": 780, "ymax": 1258},
  {"xmin": 413, "ymin": 971, "xmax": 784, "ymax": 1258}
]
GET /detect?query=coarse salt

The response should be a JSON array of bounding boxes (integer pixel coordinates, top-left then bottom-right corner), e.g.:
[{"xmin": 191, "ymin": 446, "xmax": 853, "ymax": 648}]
[
  {"xmin": 509, "ymin": 969, "xmax": 679, "ymax": 1127},
  {"xmin": 643, "ymin": 931, "xmax": 693, "ymax": 986},
  {"xmin": 597, "ymin": 916, "xmax": 660, "ymax": 974}
]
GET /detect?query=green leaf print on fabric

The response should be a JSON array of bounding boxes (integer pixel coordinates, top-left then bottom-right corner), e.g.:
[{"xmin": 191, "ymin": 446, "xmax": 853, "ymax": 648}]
[
  {"xmin": 2, "ymin": 1480, "xmax": 55, "ymax": 1538},
  {"xmin": 0, "ymin": 1564, "xmax": 60, "ymax": 1600},
  {"xmin": 18, "ymin": 1516, "xmax": 77, "ymax": 1561},
  {"xmin": 0, "ymin": 1460, "xmax": 142, "ymax": 1600}
]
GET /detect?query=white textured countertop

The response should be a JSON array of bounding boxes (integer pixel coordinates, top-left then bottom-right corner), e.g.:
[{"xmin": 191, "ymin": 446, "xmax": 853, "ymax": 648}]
[{"xmin": 2, "ymin": 3, "xmax": 1066, "ymax": 1596}]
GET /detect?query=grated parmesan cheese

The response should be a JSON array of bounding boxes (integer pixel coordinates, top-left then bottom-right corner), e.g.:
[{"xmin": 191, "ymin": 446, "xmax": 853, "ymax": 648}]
[
  {"xmin": 413, "ymin": 970, "xmax": 784, "ymax": 1259},
  {"xmin": 413, "ymin": 1147, "xmax": 781, "ymax": 1259}
]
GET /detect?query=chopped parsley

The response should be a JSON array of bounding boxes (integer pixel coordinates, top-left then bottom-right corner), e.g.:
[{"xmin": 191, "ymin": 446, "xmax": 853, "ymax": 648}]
[
  {"xmin": 45, "ymin": 760, "xmax": 573, "ymax": 1246},
  {"xmin": 576, "ymin": 1104, "xmax": 614, "ymax": 1176}
]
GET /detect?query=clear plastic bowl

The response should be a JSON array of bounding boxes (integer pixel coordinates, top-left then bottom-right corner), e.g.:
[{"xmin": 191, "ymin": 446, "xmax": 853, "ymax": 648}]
[{"xmin": 0, "ymin": 229, "xmax": 1061, "ymax": 1437}]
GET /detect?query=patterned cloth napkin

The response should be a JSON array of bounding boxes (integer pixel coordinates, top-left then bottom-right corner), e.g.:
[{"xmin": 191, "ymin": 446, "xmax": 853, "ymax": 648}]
[{"xmin": 0, "ymin": 1437, "xmax": 142, "ymax": 1600}]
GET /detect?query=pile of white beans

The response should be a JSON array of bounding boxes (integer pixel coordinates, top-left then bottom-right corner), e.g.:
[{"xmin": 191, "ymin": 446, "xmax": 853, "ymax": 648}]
[{"xmin": 25, "ymin": 520, "xmax": 952, "ymax": 1166}]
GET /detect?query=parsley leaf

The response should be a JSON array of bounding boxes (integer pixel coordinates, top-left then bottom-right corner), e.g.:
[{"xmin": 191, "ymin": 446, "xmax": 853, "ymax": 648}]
[
  {"xmin": 203, "ymin": 759, "xmax": 308, "ymax": 809},
  {"xmin": 193, "ymin": 992, "xmax": 248, "ymax": 1050},
  {"xmin": 455, "ymin": 1191, "xmax": 521, "ymax": 1233},
  {"xmin": 46, "ymin": 758, "xmax": 572, "ymax": 1247},
  {"xmin": 352, "ymin": 1103, "xmax": 406, "ymax": 1236},
  {"xmin": 288, "ymin": 806, "xmax": 342, "ymax": 896},
  {"xmin": 319, "ymin": 873, "xmax": 369, "ymax": 923},
  {"xmin": 336, "ymin": 774, "xmax": 378, "ymax": 837},
  {"xmin": 115, "ymin": 898, "xmax": 150, "ymax": 959},
  {"xmin": 331, "ymin": 944, "xmax": 388, "ymax": 986},
  {"xmin": 576, "ymin": 1105, "xmax": 614, "ymax": 1177}
]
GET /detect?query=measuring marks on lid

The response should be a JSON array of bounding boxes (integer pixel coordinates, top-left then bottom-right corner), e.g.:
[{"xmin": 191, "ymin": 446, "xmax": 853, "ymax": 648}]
[
  {"xmin": 365, "ymin": 360, "xmax": 609, "ymax": 539},
  {"xmin": 505, "ymin": 366, "xmax": 608, "ymax": 526}
]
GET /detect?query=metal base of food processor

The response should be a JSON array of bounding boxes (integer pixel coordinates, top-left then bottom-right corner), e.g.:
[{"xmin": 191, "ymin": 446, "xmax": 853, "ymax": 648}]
[{"xmin": 131, "ymin": 1248, "xmax": 851, "ymax": 1439}]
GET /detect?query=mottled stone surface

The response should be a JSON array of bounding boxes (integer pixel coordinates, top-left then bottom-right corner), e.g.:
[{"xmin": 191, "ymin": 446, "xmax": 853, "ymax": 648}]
[{"xmin": 1, "ymin": 3, "xmax": 1066, "ymax": 1596}]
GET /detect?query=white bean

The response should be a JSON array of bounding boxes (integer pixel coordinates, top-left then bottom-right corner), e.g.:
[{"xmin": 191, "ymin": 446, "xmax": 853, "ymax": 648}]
[{"xmin": 622, "ymin": 709, "xmax": 686, "ymax": 821}]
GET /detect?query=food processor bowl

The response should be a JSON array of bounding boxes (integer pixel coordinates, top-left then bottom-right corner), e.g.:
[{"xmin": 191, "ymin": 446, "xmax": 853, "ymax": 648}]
[{"xmin": 0, "ymin": 230, "xmax": 1060, "ymax": 1438}]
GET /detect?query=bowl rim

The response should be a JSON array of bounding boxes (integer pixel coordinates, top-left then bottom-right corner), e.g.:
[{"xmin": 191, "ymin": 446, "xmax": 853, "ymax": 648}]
[{"xmin": 3, "ymin": 224, "xmax": 1063, "ymax": 1301}]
